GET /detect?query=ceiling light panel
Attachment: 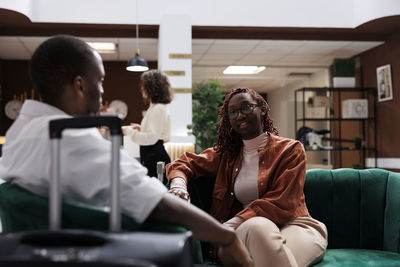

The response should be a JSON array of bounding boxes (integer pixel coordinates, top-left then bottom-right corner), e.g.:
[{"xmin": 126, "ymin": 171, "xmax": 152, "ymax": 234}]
[
  {"xmin": 87, "ymin": 42, "xmax": 117, "ymax": 53},
  {"xmin": 223, "ymin": 66, "xmax": 266, "ymax": 75}
]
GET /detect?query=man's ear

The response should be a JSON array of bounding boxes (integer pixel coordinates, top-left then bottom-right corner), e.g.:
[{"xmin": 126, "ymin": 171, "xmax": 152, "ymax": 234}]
[{"xmin": 72, "ymin": 75, "xmax": 85, "ymax": 95}]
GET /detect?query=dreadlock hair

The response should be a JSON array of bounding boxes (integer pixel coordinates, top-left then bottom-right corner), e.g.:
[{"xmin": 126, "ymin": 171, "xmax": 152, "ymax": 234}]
[
  {"xmin": 140, "ymin": 69, "xmax": 173, "ymax": 104},
  {"xmin": 215, "ymin": 87, "xmax": 278, "ymax": 159}
]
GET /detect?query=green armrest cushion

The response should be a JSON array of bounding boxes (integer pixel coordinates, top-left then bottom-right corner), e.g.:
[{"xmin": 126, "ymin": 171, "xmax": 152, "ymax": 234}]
[
  {"xmin": 0, "ymin": 182, "xmax": 187, "ymax": 233},
  {"xmin": 314, "ymin": 249, "xmax": 400, "ymax": 266},
  {"xmin": 0, "ymin": 182, "xmax": 203, "ymax": 263}
]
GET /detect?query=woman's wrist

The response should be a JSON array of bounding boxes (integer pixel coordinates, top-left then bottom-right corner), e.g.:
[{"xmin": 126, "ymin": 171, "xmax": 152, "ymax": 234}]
[
  {"xmin": 170, "ymin": 177, "xmax": 187, "ymax": 189},
  {"xmin": 122, "ymin": 126, "xmax": 135, "ymax": 136},
  {"xmin": 169, "ymin": 177, "xmax": 190, "ymax": 202}
]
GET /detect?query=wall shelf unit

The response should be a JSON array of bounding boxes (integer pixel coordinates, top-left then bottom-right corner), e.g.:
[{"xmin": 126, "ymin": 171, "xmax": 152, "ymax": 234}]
[{"xmin": 295, "ymin": 87, "xmax": 377, "ymax": 169}]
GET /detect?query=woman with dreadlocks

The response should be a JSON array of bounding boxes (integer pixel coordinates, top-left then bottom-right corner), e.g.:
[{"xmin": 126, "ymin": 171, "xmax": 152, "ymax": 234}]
[{"xmin": 166, "ymin": 88, "xmax": 327, "ymax": 267}]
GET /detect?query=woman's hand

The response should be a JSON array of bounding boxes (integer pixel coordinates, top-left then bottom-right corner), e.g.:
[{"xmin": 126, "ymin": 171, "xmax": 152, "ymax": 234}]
[
  {"xmin": 98, "ymin": 126, "xmax": 110, "ymax": 140},
  {"xmin": 121, "ymin": 124, "xmax": 140, "ymax": 136},
  {"xmin": 121, "ymin": 126, "xmax": 128, "ymax": 136},
  {"xmin": 169, "ymin": 187, "xmax": 190, "ymax": 202},
  {"xmin": 168, "ymin": 177, "xmax": 190, "ymax": 202},
  {"xmin": 130, "ymin": 123, "xmax": 141, "ymax": 131}
]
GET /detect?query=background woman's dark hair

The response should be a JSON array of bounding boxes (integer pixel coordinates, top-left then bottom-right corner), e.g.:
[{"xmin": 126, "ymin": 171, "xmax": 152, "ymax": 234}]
[
  {"xmin": 215, "ymin": 87, "xmax": 278, "ymax": 157},
  {"xmin": 140, "ymin": 69, "xmax": 173, "ymax": 104},
  {"xmin": 29, "ymin": 35, "xmax": 95, "ymax": 104}
]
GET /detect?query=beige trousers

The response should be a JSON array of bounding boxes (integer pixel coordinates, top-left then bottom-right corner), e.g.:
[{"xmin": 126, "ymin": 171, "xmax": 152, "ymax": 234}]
[{"xmin": 236, "ymin": 216, "xmax": 328, "ymax": 267}]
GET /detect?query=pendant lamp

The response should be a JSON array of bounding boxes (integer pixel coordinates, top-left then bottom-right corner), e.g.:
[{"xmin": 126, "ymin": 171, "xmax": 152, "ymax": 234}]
[{"xmin": 126, "ymin": 0, "xmax": 149, "ymax": 72}]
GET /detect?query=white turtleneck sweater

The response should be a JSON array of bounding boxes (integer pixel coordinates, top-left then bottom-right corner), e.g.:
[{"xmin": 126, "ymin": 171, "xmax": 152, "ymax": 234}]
[
  {"xmin": 234, "ymin": 132, "xmax": 269, "ymax": 208},
  {"xmin": 224, "ymin": 132, "xmax": 269, "ymax": 230}
]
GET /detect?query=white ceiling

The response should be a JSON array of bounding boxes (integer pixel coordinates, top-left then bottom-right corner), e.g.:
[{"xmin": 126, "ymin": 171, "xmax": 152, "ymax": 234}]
[{"xmin": 0, "ymin": 36, "xmax": 383, "ymax": 92}]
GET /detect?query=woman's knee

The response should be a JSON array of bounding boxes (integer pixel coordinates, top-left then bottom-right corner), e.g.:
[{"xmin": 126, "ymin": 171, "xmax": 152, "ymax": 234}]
[
  {"xmin": 237, "ymin": 217, "xmax": 296, "ymax": 265},
  {"xmin": 237, "ymin": 216, "xmax": 280, "ymax": 238}
]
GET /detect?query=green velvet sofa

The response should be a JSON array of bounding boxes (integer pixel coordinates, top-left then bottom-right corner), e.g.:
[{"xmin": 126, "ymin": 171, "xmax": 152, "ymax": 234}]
[
  {"xmin": 2, "ymin": 168, "xmax": 400, "ymax": 266},
  {"xmin": 187, "ymin": 168, "xmax": 400, "ymax": 266},
  {"xmin": 305, "ymin": 168, "xmax": 400, "ymax": 266}
]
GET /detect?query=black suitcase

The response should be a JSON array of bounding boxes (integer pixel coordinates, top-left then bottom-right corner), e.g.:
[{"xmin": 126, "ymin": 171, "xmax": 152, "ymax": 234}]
[{"xmin": 0, "ymin": 116, "xmax": 194, "ymax": 267}]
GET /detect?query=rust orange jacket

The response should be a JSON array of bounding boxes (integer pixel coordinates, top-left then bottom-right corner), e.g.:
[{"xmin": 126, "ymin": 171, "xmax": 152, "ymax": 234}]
[{"xmin": 166, "ymin": 134, "xmax": 309, "ymax": 226}]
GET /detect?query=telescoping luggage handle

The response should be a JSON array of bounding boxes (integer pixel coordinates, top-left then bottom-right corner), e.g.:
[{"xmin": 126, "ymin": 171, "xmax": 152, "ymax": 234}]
[
  {"xmin": 156, "ymin": 161, "xmax": 165, "ymax": 183},
  {"xmin": 49, "ymin": 116, "xmax": 122, "ymax": 232}
]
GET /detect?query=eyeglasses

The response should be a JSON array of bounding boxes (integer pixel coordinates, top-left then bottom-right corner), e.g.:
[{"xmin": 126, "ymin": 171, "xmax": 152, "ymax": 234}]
[{"xmin": 228, "ymin": 103, "xmax": 259, "ymax": 119}]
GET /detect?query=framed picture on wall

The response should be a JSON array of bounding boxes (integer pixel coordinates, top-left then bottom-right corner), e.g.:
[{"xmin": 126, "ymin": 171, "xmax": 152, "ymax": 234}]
[{"xmin": 376, "ymin": 64, "xmax": 393, "ymax": 102}]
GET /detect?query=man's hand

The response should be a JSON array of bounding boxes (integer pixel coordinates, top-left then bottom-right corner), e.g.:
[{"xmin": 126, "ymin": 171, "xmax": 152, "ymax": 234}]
[
  {"xmin": 218, "ymin": 233, "xmax": 254, "ymax": 267},
  {"xmin": 149, "ymin": 194, "xmax": 253, "ymax": 267}
]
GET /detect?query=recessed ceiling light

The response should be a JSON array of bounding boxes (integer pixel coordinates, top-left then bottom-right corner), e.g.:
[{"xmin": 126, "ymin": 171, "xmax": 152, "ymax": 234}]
[
  {"xmin": 87, "ymin": 42, "xmax": 117, "ymax": 53},
  {"xmin": 223, "ymin": 66, "xmax": 266, "ymax": 75}
]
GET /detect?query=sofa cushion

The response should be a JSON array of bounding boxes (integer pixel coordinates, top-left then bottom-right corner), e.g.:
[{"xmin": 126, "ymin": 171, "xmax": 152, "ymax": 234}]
[
  {"xmin": 304, "ymin": 168, "xmax": 400, "ymax": 253},
  {"xmin": 383, "ymin": 170, "xmax": 400, "ymax": 252},
  {"xmin": 314, "ymin": 249, "xmax": 400, "ymax": 266}
]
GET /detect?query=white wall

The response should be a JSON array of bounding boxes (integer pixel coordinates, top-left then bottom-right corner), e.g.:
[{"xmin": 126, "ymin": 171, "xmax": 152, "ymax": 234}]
[
  {"xmin": 0, "ymin": 0, "xmax": 33, "ymax": 18},
  {"xmin": 353, "ymin": 0, "xmax": 400, "ymax": 27},
  {"xmin": 2, "ymin": 0, "xmax": 400, "ymax": 28},
  {"xmin": 191, "ymin": 0, "xmax": 353, "ymax": 28}
]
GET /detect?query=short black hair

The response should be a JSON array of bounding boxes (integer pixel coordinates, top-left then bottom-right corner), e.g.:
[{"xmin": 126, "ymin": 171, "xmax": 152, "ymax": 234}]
[
  {"xmin": 29, "ymin": 35, "xmax": 95, "ymax": 103},
  {"xmin": 140, "ymin": 69, "xmax": 173, "ymax": 104}
]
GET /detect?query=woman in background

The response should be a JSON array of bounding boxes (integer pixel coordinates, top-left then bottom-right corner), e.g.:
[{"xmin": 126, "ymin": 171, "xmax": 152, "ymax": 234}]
[
  {"xmin": 123, "ymin": 69, "xmax": 172, "ymax": 181},
  {"xmin": 167, "ymin": 87, "xmax": 327, "ymax": 267}
]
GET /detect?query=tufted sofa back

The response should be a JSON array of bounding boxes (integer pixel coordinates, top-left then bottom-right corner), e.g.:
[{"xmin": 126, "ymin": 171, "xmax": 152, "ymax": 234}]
[{"xmin": 304, "ymin": 168, "xmax": 400, "ymax": 253}]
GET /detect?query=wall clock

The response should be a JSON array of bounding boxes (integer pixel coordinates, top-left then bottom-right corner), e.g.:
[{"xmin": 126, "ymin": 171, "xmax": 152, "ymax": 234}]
[
  {"xmin": 4, "ymin": 99, "xmax": 23, "ymax": 120},
  {"xmin": 108, "ymin": 100, "xmax": 128, "ymax": 120}
]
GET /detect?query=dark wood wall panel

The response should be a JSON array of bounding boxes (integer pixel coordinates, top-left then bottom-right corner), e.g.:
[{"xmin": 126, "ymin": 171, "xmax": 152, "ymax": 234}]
[
  {"xmin": 0, "ymin": 60, "xmax": 31, "ymax": 135},
  {"xmin": 0, "ymin": 60, "xmax": 157, "ymax": 135},
  {"xmin": 332, "ymin": 91, "xmax": 364, "ymax": 169},
  {"xmin": 357, "ymin": 32, "xmax": 400, "ymax": 158},
  {"xmin": 0, "ymin": 58, "xmax": 2, "ymax": 134},
  {"xmin": 102, "ymin": 61, "xmax": 157, "ymax": 125}
]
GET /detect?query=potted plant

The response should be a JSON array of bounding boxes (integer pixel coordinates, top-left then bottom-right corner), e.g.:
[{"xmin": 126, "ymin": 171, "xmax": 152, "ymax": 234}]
[
  {"xmin": 192, "ymin": 79, "xmax": 224, "ymax": 153},
  {"xmin": 186, "ymin": 124, "xmax": 193, "ymax": 136},
  {"xmin": 354, "ymin": 136, "xmax": 363, "ymax": 149}
]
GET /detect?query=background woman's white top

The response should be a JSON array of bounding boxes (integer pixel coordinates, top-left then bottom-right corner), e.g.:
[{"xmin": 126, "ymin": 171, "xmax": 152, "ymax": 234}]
[{"xmin": 124, "ymin": 103, "xmax": 171, "ymax": 146}]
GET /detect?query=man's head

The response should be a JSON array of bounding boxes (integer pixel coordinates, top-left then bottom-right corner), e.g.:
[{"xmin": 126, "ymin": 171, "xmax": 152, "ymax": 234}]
[{"xmin": 29, "ymin": 35, "xmax": 105, "ymax": 115}]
